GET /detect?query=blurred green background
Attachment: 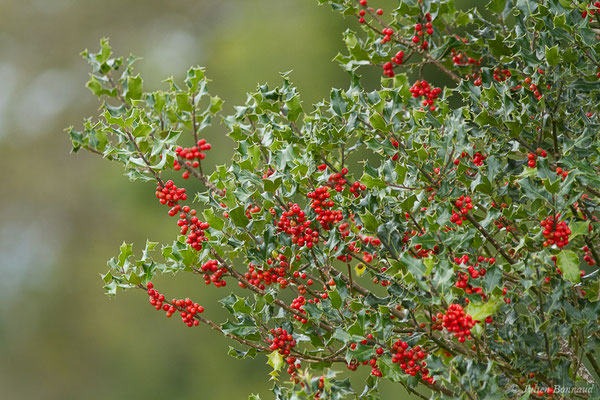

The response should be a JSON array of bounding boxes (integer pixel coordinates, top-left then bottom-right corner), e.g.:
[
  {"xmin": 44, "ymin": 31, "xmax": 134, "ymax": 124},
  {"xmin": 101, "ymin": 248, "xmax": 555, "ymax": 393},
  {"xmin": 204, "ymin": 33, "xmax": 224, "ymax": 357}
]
[{"xmin": 0, "ymin": 0, "xmax": 474, "ymax": 398}]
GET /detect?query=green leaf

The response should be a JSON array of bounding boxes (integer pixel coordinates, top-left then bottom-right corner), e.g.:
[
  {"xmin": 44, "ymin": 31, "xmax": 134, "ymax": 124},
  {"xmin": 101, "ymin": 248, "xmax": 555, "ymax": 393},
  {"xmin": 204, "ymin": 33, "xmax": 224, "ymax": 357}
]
[
  {"xmin": 400, "ymin": 254, "xmax": 426, "ymax": 280},
  {"xmin": 516, "ymin": 0, "xmax": 538, "ymax": 16},
  {"xmin": 360, "ymin": 173, "xmax": 386, "ymax": 189},
  {"xmin": 347, "ymin": 343, "xmax": 374, "ymax": 363},
  {"xmin": 221, "ymin": 319, "xmax": 260, "ymax": 339},
  {"xmin": 203, "ymin": 208, "xmax": 225, "ymax": 231},
  {"xmin": 329, "ymin": 289, "xmax": 343, "ymax": 309},
  {"xmin": 557, "ymin": 250, "xmax": 581, "ymax": 284},
  {"xmin": 568, "ymin": 221, "xmax": 589, "ymax": 240},
  {"xmin": 359, "ymin": 211, "xmax": 379, "ymax": 233},
  {"xmin": 518, "ymin": 178, "xmax": 551, "ymax": 204},
  {"xmin": 378, "ymin": 357, "xmax": 404, "ymax": 382},
  {"xmin": 465, "ymin": 296, "xmax": 502, "ymax": 322},
  {"xmin": 369, "ymin": 112, "xmax": 387, "ymax": 131},
  {"xmin": 132, "ymin": 122, "xmax": 152, "ymax": 138},
  {"xmin": 229, "ymin": 205, "xmax": 250, "ymax": 228},
  {"xmin": 488, "ymin": 0, "xmax": 507, "ymax": 13},
  {"xmin": 141, "ymin": 240, "xmax": 158, "ymax": 262},
  {"xmin": 267, "ymin": 350, "xmax": 284, "ymax": 381},
  {"xmin": 424, "ymin": 257, "xmax": 434, "ymax": 277},
  {"xmin": 210, "ymin": 96, "xmax": 223, "ymax": 114},
  {"xmin": 400, "ymin": 194, "xmax": 417, "ymax": 212},
  {"xmin": 285, "ymin": 95, "xmax": 302, "ymax": 122},
  {"xmin": 553, "ymin": 14, "xmax": 567, "ymax": 29},
  {"xmin": 545, "ymin": 45, "xmax": 559, "ymax": 66},
  {"xmin": 330, "ymin": 88, "xmax": 347, "ymax": 117},
  {"xmin": 86, "ymin": 75, "xmax": 113, "ymax": 97},
  {"xmin": 118, "ymin": 242, "xmax": 133, "ymax": 267},
  {"xmin": 125, "ymin": 75, "xmax": 143, "ymax": 101},
  {"xmin": 333, "ymin": 327, "xmax": 351, "ymax": 343}
]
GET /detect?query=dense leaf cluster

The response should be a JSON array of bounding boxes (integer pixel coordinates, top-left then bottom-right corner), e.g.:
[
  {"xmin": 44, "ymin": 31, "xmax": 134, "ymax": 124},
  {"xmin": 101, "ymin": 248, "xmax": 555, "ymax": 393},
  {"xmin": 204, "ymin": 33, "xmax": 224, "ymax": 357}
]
[{"xmin": 70, "ymin": 0, "xmax": 600, "ymax": 398}]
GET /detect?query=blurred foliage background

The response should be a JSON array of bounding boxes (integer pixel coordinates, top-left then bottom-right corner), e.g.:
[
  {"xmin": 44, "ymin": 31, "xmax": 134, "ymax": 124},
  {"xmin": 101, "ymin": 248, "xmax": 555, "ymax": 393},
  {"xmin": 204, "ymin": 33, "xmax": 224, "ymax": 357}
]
[{"xmin": 0, "ymin": 0, "xmax": 475, "ymax": 398}]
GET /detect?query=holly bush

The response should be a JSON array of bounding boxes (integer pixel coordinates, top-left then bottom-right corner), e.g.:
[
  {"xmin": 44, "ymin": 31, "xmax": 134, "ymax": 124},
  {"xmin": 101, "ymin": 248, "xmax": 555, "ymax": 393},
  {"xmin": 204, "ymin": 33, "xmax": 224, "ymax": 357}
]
[{"xmin": 69, "ymin": 0, "xmax": 600, "ymax": 398}]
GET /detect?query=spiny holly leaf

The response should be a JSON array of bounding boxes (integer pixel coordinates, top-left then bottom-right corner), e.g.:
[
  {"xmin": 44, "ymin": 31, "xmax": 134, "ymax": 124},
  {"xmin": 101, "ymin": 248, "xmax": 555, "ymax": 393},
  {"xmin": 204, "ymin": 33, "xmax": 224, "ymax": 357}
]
[
  {"xmin": 267, "ymin": 350, "xmax": 284, "ymax": 381},
  {"xmin": 557, "ymin": 250, "xmax": 581, "ymax": 284}
]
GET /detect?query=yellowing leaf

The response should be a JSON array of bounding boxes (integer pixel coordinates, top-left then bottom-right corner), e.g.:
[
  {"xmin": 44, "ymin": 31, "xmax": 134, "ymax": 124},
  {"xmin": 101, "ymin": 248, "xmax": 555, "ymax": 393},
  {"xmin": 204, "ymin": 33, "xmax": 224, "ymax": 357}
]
[
  {"xmin": 266, "ymin": 351, "xmax": 283, "ymax": 381},
  {"xmin": 355, "ymin": 263, "xmax": 366, "ymax": 276}
]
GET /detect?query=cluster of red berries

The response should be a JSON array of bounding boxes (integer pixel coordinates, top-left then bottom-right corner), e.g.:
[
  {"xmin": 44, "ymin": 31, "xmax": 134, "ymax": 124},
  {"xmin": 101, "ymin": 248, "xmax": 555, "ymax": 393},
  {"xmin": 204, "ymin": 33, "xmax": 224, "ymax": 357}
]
[
  {"xmin": 455, "ymin": 272, "xmax": 485, "ymax": 300},
  {"xmin": 454, "ymin": 196, "xmax": 473, "ymax": 212},
  {"xmin": 493, "ymin": 67, "xmax": 512, "ymax": 82},
  {"xmin": 450, "ymin": 195, "xmax": 473, "ymax": 226},
  {"xmin": 173, "ymin": 139, "xmax": 211, "ymax": 179},
  {"xmin": 471, "ymin": 152, "xmax": 486, "ymax": 166},
  {"xmin": 335, "ymin": 240, "xmax": 363, "ymax": 262},
  {"xmin": 338, "ymin": 221, "xmax": 353, "ymax": 239},
  {"xmin": 453, "ymin": 151, "xmax": 469, "ymax": 165},
  {"xmin": 308, "ymin": 186, "xmax": 344, "ymax": 230},
  {"xmin": 242, "ymin": 263, "xmax": 288, "ymax": 290},
  {"xmin": 361, "ymin": 250, "xmax": 376, "ymax": 264},
  {"xmin": 348, "ymin": 335, "xmax": 384, "ymax": 376},
  {"xmin": 409, "ymin": 80, "xmax": 442, "ymax": 111},
  {"xmin": 285, "ymin": 356, "xmax": 302, "ymax": 376},
  {"xmin": 402, "ymin": 230, "xmax": 438, "ymax": 258},
  {"xmin": 313, "ymin": 376, "xmax": 326, "ymax": 399},
  {"xmin": 177, "ymin": 208, "xmax": 209, "ymax": 251},
  {"xmin": 583, "ymin": 246, "xmax": 597, "ymax": 266},
  {"xmin": 290, "ymin": 279, "xmax": 311, "ymax": 296},
  {"xmin": 346, "ymin": 358, "xmax": 359, "ymax": 371},
  {"xmin": 430, "ymin": 313, "xmax": 445, "ymax": 331},
  {"xmin": 530, "ymin": 386, "xmax": 555, "ymax": 397},
  {"xmin": 290, "ymin": 296, "xmax": 308, "ymax": 324},
  {"xmin": 526, "ymin": 147, "xmax": 547, "ymax": 168},
  {"xmin": 553, "ymin": 166, "xmax": 569, "ymax": 180},
  {"xmin": 450, "ymin": 48, "xmax": 480, "ymax": 66},
  {"xmin": 382, "ymin": 51, "xmax": 404, "ymax": 78},
  {"xmin": 357, "ymin": 1, "xmax": 383, "ymax": 24},
  {"xmin": 372, "ymin": 273, "xmax": 391, "ymax": 287},
  {"xmin": 411, "ymin": 16, "xmax": 433, "ymax": 50},
  {"xmin": 442, "ymin": 304, "xmax": 478, "ymax": 343},
  {"xmin": 494, "ymin": 215, "xmax": 518, "ymax": 233},
  {"xmin": 276, "ymin": 203, "xmax": 318, "ymax": 248},
  {"xmin": 541, "ymin": 215, "xmax": 571, "ymax": 248},
  {"xmin": 411, "ymin": 243, "xmax": 436, "ymax": 259},
  {"xmin": 400, "ymin": 226, "xmax": 437, "ymax": 259},
  {"xmin": 146, "ymin": 282, "xmax": 204, "ymax": 327},
  {"xmin": 262, "ymin": 167, "xmax": 275, "ymax": 179},
  {"xmin": 503, "ymin": 286, "xmax": 512, "ymax": 304},
  {"xmin": 156, "ymin": 181, "xmax": 210, "ymax": 251},
  {"xmin": 390, "ymin": 340, "xmax": 433, "ymax": 383},
  {"xmin": 245, "ymin": 204, "xmax": 261, "ymax": 219},
  {"xmin": 201, "ymin": 259, "xmax": 227, "ymax": 287},
  {"xmin": 155, "ymin": 179, "xmax": 187, "ymax": 206},
  {"xmin": 291, "ymin": 269, "xmax": 313, "ymax": 286},
  {"xmin": 389, "ymin": 138, "xmax": 400, "ymax": 161},
  {"xmin": 156, "ymin": 180, "xmax": 209, "ymax": 251},
  {"xmin": 379, "ymin": 27, "xmax": 395, "ymax": 44},
  {"xmin": 358, "ymin": 233, "xmax": 382, "ymax": 247},
  {"xmin": 582, "ymin": 2, "xmax": 600, "ymax": 19},
  {"xmin": 268, "ymin": 328, "xmax": 297, "ymax": 355},
  {"xmin": 524, "ymin": 77, "xmax": 543, "ymax": 101},
  {"xmin": 454, "ymin": 256, "xmax": 494, "ymax": 300},
  {"xmin": 369, "ymin": 359, "xmax": 383, "ymax": 377},
  {"xmin": 331, "ymin": 168, "xmax": 353, "ymax": 192},
  {"xmin": 454, "ymin": 255, "xmax": 494, "ymax": 278},
  {"xmin": 468, "ymin": 72, "xmax": 483, "ymax": 87}
]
